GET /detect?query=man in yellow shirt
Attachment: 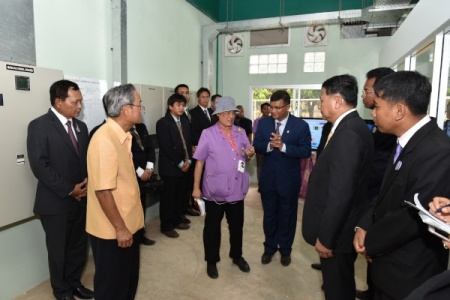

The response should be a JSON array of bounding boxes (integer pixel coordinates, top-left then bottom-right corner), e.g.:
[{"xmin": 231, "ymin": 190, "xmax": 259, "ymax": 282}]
[{"xmin": 87, "ymin": 84, "xmax": 144, "ymax": 300}]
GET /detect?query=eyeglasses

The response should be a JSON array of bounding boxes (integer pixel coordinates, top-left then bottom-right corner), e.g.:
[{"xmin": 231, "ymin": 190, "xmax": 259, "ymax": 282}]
[
  {"xmin": 269, "ymin": 103, "xmax": 289, "ymax": 111},
  {"xmin": 362, "ymin": 90, "xmax": 374, "ymax": 96},
  {"xmin": 128, "ymin": 104, "xmax": 145, "ymax": 113}
]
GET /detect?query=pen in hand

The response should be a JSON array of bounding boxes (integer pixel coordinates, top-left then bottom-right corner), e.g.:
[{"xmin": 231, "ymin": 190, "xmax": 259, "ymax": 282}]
[{"xmin": 435, "ymin": 203, "xmax": 450, "ymax": 214}]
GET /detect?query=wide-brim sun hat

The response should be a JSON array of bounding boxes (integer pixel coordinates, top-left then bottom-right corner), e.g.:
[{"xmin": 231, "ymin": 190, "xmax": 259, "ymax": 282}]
[{"xmin": 212, "ymin": 96, "xmax": 240, "ymax": 115}]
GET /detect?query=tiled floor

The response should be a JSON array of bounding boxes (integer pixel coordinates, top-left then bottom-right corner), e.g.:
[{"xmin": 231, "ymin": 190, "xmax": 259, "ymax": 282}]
[{"xmin": 14, "ymin": 184, "xmax": 368, "ymax": 299}]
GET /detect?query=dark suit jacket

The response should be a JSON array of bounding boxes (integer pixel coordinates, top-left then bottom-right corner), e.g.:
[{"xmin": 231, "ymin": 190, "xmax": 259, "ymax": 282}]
[
  {"xmin": 358, "ymin": 120, "xmax": 450, "ymax": 299},
  {"xmin": 302, "ymin": 111, "xmax": 374, "ymax": 253},
  {"xmin": 27, "ymin": 109, "xmax": 89, "ymax": 215},
  {"xmin": 132, "ymin": 123, "xmax": 156, "ymax": 188},
  {"xmin": 316, "ymin": 121, "xmax": 332, "ymax": 158},
  {"xmin": 368, "ymin": 127, "xmax": 396, "ymax": 200},
  {"xmin": 236, "ymin": 117, "xmax": 253, "ymax": 136},
  {"xmin": 156, "ymin": 113, "xmax": 192, "ymax": 178},
  {"xmin": 405, "ymin": 270, "xmax": 450, "ymax": 300},
  {"xmin": 253, "ymin": 114, "xmax": 311, "ymax": 197},
  {"xmin": 190, "ymin": 105, "xmax": 214, "ymax": 146},
  {"xmin": 88, "ymin": 120, "xmax": 106, "ymax": 142}
]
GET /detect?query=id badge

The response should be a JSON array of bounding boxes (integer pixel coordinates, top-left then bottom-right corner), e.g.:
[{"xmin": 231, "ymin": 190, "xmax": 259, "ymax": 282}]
[{"xmin": 237, "ymin": 160, "xmax": 245, "ymax": 173}]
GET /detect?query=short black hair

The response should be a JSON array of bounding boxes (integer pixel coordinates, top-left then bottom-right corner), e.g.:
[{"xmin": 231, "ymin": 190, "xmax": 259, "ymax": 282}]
[
  {"xmin": 49, "ymin": 80, "xmax": 80, "ymax": 106},
  {"xmin": 174, "ymin": 84, "xmax": 189, "ymax": 94},
  {"xmin": 211, "ymin": 94, "xmax": 221, "ymax": 102},
  {"xmin": 322, "ymin": 74, "xmax": 358, "ymax": 108},
  {"xmin": 374, "ymin": 71, "xmax": 431, "ymax": 116},
  {"xmin": 260, "ymin": 102, "xmax": 270, "ymax": 110},
  {"xmin": 366, "ymin": 67, "xmax": 395, "ymax": 85},
  {"xmin": 167, "ymin": 93, "xmax": 187, "ymax": 107},
  {"xmin": 196, "ymin": 87, "xmax": 210, "ymax": 98},
  {"xmin": 270, "ymin": 90, "xmax": 290, "ymax": 104}
]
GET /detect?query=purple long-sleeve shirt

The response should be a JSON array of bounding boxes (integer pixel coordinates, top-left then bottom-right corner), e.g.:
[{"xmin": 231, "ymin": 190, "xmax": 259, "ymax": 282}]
[{"xmin": 194, "ymin": 124, "xmax": 250, "ymax": 202}]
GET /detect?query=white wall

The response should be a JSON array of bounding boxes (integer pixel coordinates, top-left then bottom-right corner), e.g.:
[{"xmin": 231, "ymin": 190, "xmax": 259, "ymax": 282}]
[
  {"xmin": 34, "ymin": 0, "xmax": 113, "ymax": 84},
  {"xmin": 219, "ymin": 25, "xmax": 389, "ymax": 120},
  {"xmin": 127, "ymin": 0, "xmax": 214, "ymax": 89}
]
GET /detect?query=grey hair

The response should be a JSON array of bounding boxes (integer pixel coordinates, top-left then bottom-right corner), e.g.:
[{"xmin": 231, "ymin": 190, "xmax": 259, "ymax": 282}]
[{"xmin": 103, "ymin": 84, "xmax": 136, "ymax": 117}]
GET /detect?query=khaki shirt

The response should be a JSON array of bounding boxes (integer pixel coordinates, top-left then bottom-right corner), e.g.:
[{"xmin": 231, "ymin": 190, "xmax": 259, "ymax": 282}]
[{"xmin": 86, "ymin": 118, "xmax": 144, "ymax": 239}]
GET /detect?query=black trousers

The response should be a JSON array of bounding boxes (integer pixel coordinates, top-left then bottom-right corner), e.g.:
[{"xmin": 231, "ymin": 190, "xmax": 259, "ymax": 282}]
[
  {"xmin": 160, "ymin": 175, "xmax": 187, "ymax": 231},
  {"xmin": 183, "ymin": 160, "xmax": 195, "ymax": 210},
  {"xmin": 256, "ymin": 153, "xmax": 264, "ymax": 183},
  {"xmin": 203, "ymin": 200, "xmax": 244, "ymax": 263},
  {"xmin": 90, "ymin": 232, "xmax": 140, "ymax": 300},
  {"xmin": 320, "ymin": 252, "xmax": 357, "ymax": 300},
  {"xmin": 40, "ymin": 206, "xmax": 88, "ymax": 299},
  {"xmin": 140, "ymin": 192, "xmax": 147, "ymax": 235}
]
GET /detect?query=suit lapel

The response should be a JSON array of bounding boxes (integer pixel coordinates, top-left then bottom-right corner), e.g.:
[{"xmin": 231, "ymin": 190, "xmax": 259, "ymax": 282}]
[
  {"xmin": 282, "ymin": 114, "xmax": 293, "ymax": 138},
  {"xmin": 198, "ymin": 106, "xmax": 211, "ymax": 124},
  {"xmin": 376, "ymin": 120, "xmax": 436, "ymax": 202},
  {"xmin": 48, "ymin": 110, "xmax": 80, "ymax": 156}
]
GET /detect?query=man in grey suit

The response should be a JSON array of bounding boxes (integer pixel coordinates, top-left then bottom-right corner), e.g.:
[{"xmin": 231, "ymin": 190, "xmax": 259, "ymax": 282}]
[
  {"xmin": 302, "ymin": 75, "xmax": 374, "ymax": 300},
  {"xmin": 27, "ymin": 80, "xmax": 93, "ymax": 300}
]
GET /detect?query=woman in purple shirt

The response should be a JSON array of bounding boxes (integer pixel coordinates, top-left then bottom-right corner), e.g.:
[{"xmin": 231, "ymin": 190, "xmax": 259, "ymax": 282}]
[{"xmin": 193, "ymin": 96, "xmax": 255, "ymax": 279}]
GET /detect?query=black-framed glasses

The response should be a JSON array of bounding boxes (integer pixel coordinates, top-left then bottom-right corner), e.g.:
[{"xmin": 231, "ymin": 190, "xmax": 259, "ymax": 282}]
[
  {"xmin": 127, "ymin": 104, "xmax": 145, "ymax": 112},
  {"xmin": 269, "ymin": 103, "xmax": 289, "ymax": 111}
]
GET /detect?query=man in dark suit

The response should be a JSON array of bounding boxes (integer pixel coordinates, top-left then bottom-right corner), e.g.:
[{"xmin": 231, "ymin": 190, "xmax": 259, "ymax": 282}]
[
  {"xmin": 190, "ymin": 87, "xmax": 215, "ymax": 146},
  {"xmin": 254, "ymin": 90, "xmax": 311, "ymax": 267},
  {"xmin": 302, "ymin": 75, "xmax": 374, "ymax": 300},
  {"xmin": 173, "ymin": 84, "xmax": 199, "ymax": 218},
  {"xmin": 356, "ymin": 67, "xmax": 397, "ymax": 300},
  {"xmin": 174, "ymin": 83, "xmax": 192, "ymax": 123},
  {"xmin": 27, "ymin": 80, "xmax": 94, "ymax": 300},
  {"xmin": 362, "ymin": 68, "xmax": 397, "ymax": 202},
  {"xmin": 236, "ymin": 105, "xmax": 253, "ymax": 142},
  {"xmin": 130, "ymin": 123, "xmax": 156, "ymax": 246},
  {"xmin": 156, "ymin": 93, "xmax": 192, "ymax": 238},
  {"xmin": 210, "ymin": 94, "xmax": 221, "ymax": 124},
  {"xmin": 354, "ymin": 71, "xmax": 450, "ymax": 299}
]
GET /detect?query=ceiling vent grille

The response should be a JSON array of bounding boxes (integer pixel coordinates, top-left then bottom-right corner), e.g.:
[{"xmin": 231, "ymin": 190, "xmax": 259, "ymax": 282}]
[{"xmin": 250, "ymin": 28, "xmax": 290, "ymax": 48}]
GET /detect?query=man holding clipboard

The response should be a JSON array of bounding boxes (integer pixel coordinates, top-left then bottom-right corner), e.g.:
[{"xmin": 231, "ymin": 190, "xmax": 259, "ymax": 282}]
[{"xmin": 353, "ymin": 71, "xmax": 450, "ymax": 300}]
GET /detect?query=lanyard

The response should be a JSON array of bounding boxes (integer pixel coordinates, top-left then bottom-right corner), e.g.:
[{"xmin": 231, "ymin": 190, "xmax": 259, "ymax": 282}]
[{"xmin": 218, "ymin": 124, "xmax": 238, "ymax": 156}]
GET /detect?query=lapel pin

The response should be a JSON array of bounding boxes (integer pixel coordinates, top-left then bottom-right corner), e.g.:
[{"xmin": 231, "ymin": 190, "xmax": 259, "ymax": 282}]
[
  {"xmin": 75, "ymin": 124, "xmax": 80, "ymax": 132},
  {"xmin": 395, "ymin": 160, "xmax": 402, "ymax": 171},
  {"xmin": 287, "ymin": 130, "xmax": 290, "ymax": 133}
]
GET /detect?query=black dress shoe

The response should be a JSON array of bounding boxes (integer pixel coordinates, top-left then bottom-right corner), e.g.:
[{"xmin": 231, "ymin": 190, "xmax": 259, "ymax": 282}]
[
  {"xmin": 280, "ymin": 255, "xmax": 291, "ymax": 266},
  {"xmin": 355, "ymin": 289, "xmax": 370, "ymax": 300},
  {"xmin": 311, "ymin": 263, "xmax": 322, "ymax": 271},
  {"xmin": 140, "ymin": 235, "xmax": 156, "ymax": 246},
  {"xmin": 175, "ymin": 223, "xmax": 190, "ymax": 230},
  {"xmin": 161, "ymin": 229, "xmax": 179, "ymax": 238},
  {"xmin": 180, "ymin": 216, "xmax": 191, "ymax": 224},
  {"xmin": 261, "ymin": 252, "xmax": 273, "ymax": 264},
  {"xmin": 184, "ymin": 207, "xmax": 200, "ymax": 216},
  {"xmin": 233, "ymin": 257, "xmax": 250, "ymax": 272},
  {"xmin": 73, "ymin": 286, "xmax": 94, "ymax": 299},
  {"xmin": 207, "ymin": 263, "xmax": 218, "ymax": 279}
]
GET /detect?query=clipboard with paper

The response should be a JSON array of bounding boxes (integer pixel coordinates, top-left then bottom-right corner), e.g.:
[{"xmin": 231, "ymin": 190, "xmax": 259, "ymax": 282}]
[{"xmin": 404, "ymin": 193, "xmax": 450, "ymax": 242}]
